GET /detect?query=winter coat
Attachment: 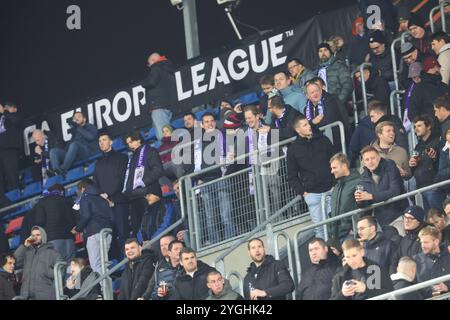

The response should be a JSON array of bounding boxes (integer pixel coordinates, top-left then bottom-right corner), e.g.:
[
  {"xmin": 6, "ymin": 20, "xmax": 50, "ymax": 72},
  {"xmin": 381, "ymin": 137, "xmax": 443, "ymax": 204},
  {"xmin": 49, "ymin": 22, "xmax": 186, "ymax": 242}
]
[
  {"xmin": 93, "ymin": 149, "xmax": 129, "ymax": 204},
  {"xmin": 371, "ymin": 141, "xmax": 411, "ymax": 179},
  {"xmin": 315, "ymin": 57, "xmax": 353, "ymax": 102},
  {"xmin": 270, "ymin": 105, "xmax": 303, "ymax": 142},
  {"xmin": 171, "ymin": 260, "xmax": 217, "ymax": 300},
  {"xmin": 75, "ymin": 185, "xmax": 113, "ymax": 237},
  {"xmin": 142, "ymin": 58, "xmax": 176, "ymax": 110},
  {"xmin": 348, "ymin": 34, "xmax": 370, "ymax": 68},
  {"xmin": 142, "ymin": 258, "xmax": 183, "ymax": 300},
  {"xmin": 349, "ymin": 116, "xmax": 376, "ymax": 165},
  {"xmin": 279, "ymin": 85, "xmax": 307, "ymax": 114},
  {"xmin": 63, "ymin": 266, "xmax": 101, "ymax": 300},
  {"xmin": 119, "ymin": 250, "xmax": 157, "ymax": 300},
  {"xmin": 287, "ymin": 134, "xmax": 335, "ymax": 196},
  {"xmin": 411, "ymin": 32, "xmax": 434, "ymax": 56},
  {"xmin": 205, "ymin": 279, "xmax": 244, "ymax": 300},
  {"xmin": 69, "ymin": 123, "xmax": 99, "ymax": 155},
  {"xmin": 243, "ymin": 255, "xmax": 295, "ymax": 300},
  {"xmin": 400, "ymin": 51, "xmax": 427, "ymax": 89},
  {"xmin": 357, "ymin": 158, "xmax": 408, "ymax": 226},
  {"xmin": 330, "ymin": 170, "xmax": 360, "ymax": 239},
  {"xmin": 297, "ymin": 255, "xmax": 340, "ymax": 300},
  {"xmin": 292, "ymin": 68, "xmax": 316, "ymax": 89},
  {"xmin": 0, "ymin": 109, "xmax": 23, "ymax": 150},
  {"xmin": 438, "ymin": 43, "xmax": 450, "ymax": 85},
  {"xmin": 330, "ymin": 257, "xmax": 393, "ymax": 300},
  {"xmin": 0, "ymin": 269, "xmax": 17, "ymax": 300},
  {"xmin": 369, "ymin": 48, "xmax": 396, "ymax": 82},
  {"xmin": 0, "ymin": 224, "xmax": 9, "ymax": 255},
  {"xmin": 410, "ymin": 133, "xmax": 441, "ymax": 188},
  {"xmin": 158, "ymin": 136, "xmax": 179, "ymax": 164},
  {"xmin": 14, "ymin": 226, "xmax": 62, "ymax": 300},
  {"xmin": 408, "ymin": 72, "xmax": 448, "ymax": 121},
  {"xmin": 435, "ymin": 144, "xmax": 450, "ymax": 192},
  {"xmin": 34, "ymin": 194, "xmax": 76, "ymax": 241},
  {"xmin": 390, "ymin": 273, "xmax": 423, "ymax": 300},
  {"xmin": 356, "ymin": 68, "xmax": 391, "ymax": 105},
  {"xmin": 362, "ymin": 232, "xmax": 397, "ymax": 272}
]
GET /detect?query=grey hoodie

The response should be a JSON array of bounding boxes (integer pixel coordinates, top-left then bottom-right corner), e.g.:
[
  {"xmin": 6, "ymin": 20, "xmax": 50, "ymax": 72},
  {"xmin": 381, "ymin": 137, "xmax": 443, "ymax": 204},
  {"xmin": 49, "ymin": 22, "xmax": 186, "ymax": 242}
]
[{"xmin": 205, "ymin": 279, "xmax": 243, "ymax": 300}]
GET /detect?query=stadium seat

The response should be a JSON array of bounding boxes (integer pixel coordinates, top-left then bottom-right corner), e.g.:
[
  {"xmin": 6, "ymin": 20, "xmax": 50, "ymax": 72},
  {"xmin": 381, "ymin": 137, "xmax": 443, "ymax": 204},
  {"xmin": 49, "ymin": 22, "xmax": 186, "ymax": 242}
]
[
  {"xmin": 6, "ymin": 216, "xmax": 24, "ymax": 234},
  {"xmin": 141, "ymin": 128, "xmax": 155, "ymax": 141},
  {"xmin": 66, "ymin": 185, "xmax": 78, "ymax": 197},
  {"xmin": 9, "ymin": 235, "xmax": 21, "ymax": 250},
  {"xmin": 21, "ymin": 168, "xmax": 34, "ymax": 185},
  {"xmin": 64, "ymin": 167, "xmax": 85, "ymax": 183},
  {"xmin": 239, "ymin": 92, "xmax": 259, "ymax": 105},
  {"xmin": 171, "ymin": 118, "xmax": 185, "ymax": 129},
  {"xmin": 5, "ymin": 189, "xmax": 21, "ymax": 203},
  {"xmin": 43, "ymin": 175, "xmax": 64, "ymax": 190},
  {"xmin": 22, "ymin": 182, "xmax": 42, "ymax": 198},
  {"xmin": 112, "ymin": 138, "xmax": 126, "ymax": 151},
  {"xmin": 85, "ymin": 162, "xmax": 95, "ymax": 176}
]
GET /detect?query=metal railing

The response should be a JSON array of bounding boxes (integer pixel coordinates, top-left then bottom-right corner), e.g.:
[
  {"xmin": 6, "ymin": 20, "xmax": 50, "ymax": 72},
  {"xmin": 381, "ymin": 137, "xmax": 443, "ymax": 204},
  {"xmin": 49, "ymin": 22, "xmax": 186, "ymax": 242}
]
[
  {"xmin": 54, "ymin": 261, "xmax": 68, "ymax": 300},
  {"xmin": 391, "ymin": 31, "xmax": 410, "ymax": 107},
  {"xmin": 430, "ymin": 1, "xmax": 449, "ymax": 33},
  {"xmin": 351, "ymin": 63, "xmax": 372, "ymax": 123},
  {"xmin": 389, "ymin": 90, "xmax": 405, "ymax": 119},
  {"xmin": 226, "ymin": 271, "xmax": 244, "ymax": 297},
  {"xmin": 100, "ymin": 228, "xmax": 114, "ymax": 300},
  {"xmin": 273, "ymin": 231, "xmax": 295, "ymax": 300}
]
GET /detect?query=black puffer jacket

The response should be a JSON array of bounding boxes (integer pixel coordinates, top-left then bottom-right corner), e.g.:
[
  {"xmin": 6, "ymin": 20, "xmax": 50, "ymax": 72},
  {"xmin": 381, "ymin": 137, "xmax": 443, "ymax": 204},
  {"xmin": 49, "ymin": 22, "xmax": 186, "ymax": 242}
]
[
  {"xmin": 410, "ymin": 133, "xmax": 441, "ymax": 188},
  {"xmin": 369, "ymin": 48, "xmax": 396, "ymax": 82},
  {"xmin": 390, "ymin": 273, "xmax": 423, "ymax": 300},
  {"xmin": 0, "ymin": 109, "xmax": 23, "ymax": 150},
  {"xmin": 119, "ymin": 250, "xmax": 157, "ymax": 300},
  {"xmin": 142, "ymin": 258, "xmax": 183, "ymax": 300},
  {"xmin": 142, "ymin": 59, "xmax": 176, "ymax": 111},
  {"xmin": 171, "ymin": 260, "xmax": 216, "ymax": 300},
  {"xmin": 362, "ymin": 232, "xmax": 397, "ymax": 272},
  {"xmin": 357, "ymin": 67, "xmax": 391, "ymax": 105},
  {"xmin": 0, "ymin": 269, "xmax": 17, "ymax": 300},
  {"xmin": 243, "ymin": 255, "xmax": 295, "ymax": 300}
]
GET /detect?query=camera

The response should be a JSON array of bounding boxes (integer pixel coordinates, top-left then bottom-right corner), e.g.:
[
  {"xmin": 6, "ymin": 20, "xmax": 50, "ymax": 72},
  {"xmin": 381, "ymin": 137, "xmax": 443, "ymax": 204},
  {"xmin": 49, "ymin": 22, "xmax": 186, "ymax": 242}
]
[{"xmin": 66, "ymin": 118, "xmax": 77, "ymax": 128}]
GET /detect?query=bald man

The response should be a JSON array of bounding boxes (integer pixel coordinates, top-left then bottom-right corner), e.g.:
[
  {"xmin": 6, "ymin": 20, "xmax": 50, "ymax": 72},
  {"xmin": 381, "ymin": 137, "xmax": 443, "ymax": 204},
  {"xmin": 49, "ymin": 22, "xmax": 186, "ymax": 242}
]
[
  {"xmin": 32, "ymin": 129, "xmax": 65, "ymax": 176},
  {"xmin": 142, "ymin": 52, "xmax": 176, "ymax": 141}
]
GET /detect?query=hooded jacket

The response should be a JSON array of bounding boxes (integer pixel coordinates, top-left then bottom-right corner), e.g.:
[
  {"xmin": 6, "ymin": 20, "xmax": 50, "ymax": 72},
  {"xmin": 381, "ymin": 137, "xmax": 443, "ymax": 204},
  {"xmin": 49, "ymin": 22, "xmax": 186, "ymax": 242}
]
[
  {"xmin": 279, "ymin": 85, "xmax": 307, "ymax": 114},
  {"xmin": 171, "ymin": 260, "xmax": 217, "ymax": 300},
  {"xmin": 315, "ymin": 56, "xmax": 353, "ymax": 102},
  {"xmin": 390, "ymin": 272, "xmax": 423, "ymax": 300},
  {"xmin": 243, "ymin": 255, "xmax": 295, "ymax": 300},
  {"xmin": 63, "ymin": 266, "xmax": 101, "ymax": 300},
  {"xmin": 14, "ymin": 226, "xmax": 62, "ymax": 300},
  {"xmin": 205, "ymin": 279, "xmax": 244, "ymax": 300},
  {"xmin": 142, "ymin": 58, "xmax": 176, "ymax": 110},
  {"xmin": 362, "ymin": 232, "xmax": 397, "ymax": 272}
]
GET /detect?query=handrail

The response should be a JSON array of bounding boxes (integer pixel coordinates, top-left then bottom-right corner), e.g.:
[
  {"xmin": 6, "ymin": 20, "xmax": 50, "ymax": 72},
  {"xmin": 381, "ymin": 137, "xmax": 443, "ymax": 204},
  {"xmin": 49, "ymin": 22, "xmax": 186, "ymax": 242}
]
[
  {"xmin": 430, "ymin": 1, "xmax": 449, "ymax": 33},
  {"xmin": 369, "ymin": 273, "xmax": 450, "ymax": 300},
  {"xmin": 99, "ymin": 228, "xmax": 114, "ymax": 300},
  {"xmin": 226, "ymin": 271, "xmax": 244, "ymax": 297},
  {"xmin": 389, "ymin": 90, "xmax": 405, "ymax": 119},
  {"xmin": 273, "ymin": 231, "xmax": 295, "ymax": 300},
  {"xmin": 359, "ymin": 63, "xmax": 372, "ymax": 116},
  {"xmin": 391, "ymin": 32, "xmax": 410, "ymax": 105},
  {"xmin": 54, "ymin": 261, "xmax": 68, "ymax": 300}
]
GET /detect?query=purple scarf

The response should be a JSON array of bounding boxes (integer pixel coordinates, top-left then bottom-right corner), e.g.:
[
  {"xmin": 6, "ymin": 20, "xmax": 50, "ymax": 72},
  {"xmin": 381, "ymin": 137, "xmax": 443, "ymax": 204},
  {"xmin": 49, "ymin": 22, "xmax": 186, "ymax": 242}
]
[{"xmin": 305, "ymin": 99, "xmax": 324, "ymax": 121}]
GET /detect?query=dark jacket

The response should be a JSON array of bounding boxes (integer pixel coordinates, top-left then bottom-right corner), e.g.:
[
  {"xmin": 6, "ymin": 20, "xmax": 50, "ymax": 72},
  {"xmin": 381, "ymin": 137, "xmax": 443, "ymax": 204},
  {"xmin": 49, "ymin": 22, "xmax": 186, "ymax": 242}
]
[
  {"xmin": 390, "ymin": 222, "xmax": 427, "ymax": 274},
  {"xmin": 348, "ymin": 33, "xmax": 370, "ymax": 68},
  {"xmin": 287, "ymin": 134, "xmax": 335, "ymax": 196},
  {"xmin": 0, "ymin": 109, "xmax": 23, "ymax": 150},
  {"xmin": 375, "ymin": 114, "xmax": 409, "ymax": 152},
  {"xmin": 390, "ymin": 273, "xmax": 423, "ymax": 300},
  {"xmin": 206, "ymin": 279, "xmax": 244, "ymax": 300},
  {"xmin": 369, "ymin": 48, "xmax": 396, "ymax": 82},
  {"xmin": 119, "ymin": 250, "xmax": 157, "ymax": 300},
  {"xmin": 0, "ymin": 224, "xmax": 9, "ymax": 255},
  {"xmin": 357, "ymin": 67, "xmax": 391, "ymax": 105},
  {"xmin": 442, "ymin": 225, "xmax": 450, "ymax": 246},
  {"xmin": 171, "ymin": 260, "xmax": 217, "ymax": 300},
  {"xmin": 243, "ymin": 255, "xmax": 295, "ymax": 300},
  {"xmin": 0, "ymin": 269, "xmax": 17, "ymax": 300},
  {"xmin": 349, "ymin": 116, "xmax": 376, "ymax": 165},
  {"xmin": 411, "ymin": 133, "xmax": 441, "ymax": 188},
  {"xmin": 142, "ymin": 59, "xmax": 176, "ymax": 110},
  {"xmin": 158, "ymin": 136, "xmax": 179, "ymax": 164},
  {"xmin": 362, "ymin": 232, "xmax": 397, "ymax": 272},
  {"xmin": 297, "ymin": 255, "xmax": 340, "ymax": 300},
  {"xmin": 292, "ymin": 68, "xmax": 316, "ymax": 89},
  {"xmin": 75, "ymin": 185, "xmax": 113, "ymax": 237},
  {"xmin": 14, "ymin": 226, "xmax": 62, "ymax": 300},
  {"xmin": 400, "ymin": 51, "xmax": 426, "ymax": 89},
  {"xmin": 69, "ymin": 123, "xmax": 99, "ymax": 155},
  {"xmin": 435, "ymin": 142, "xmax": 450, "ymax": 190},
  {"xmin": 357, "ymin": 158, "xmax": 408, "ymax": 226},
  {"xmin": 63, "ymin": 266, "xmax": 101, "ymax": 300},
  {"xmin": 330, "ymin": 170, "xmax": 360, "ymax": 239},
  {"xmin": 408, "ymin": 72, "xmax": 449, "ymax": 121},
  {"xmin": 34, "ymin": 194, "xmax": 76, "ymax": 241},
  {"xmin": 142, "ymin": 258, "xmax": 183, "ymax": 300},
  {"xmin": 36, "ymin": 131, "xmax": 65, "ymax": 160},
  {"xmin": 123, "ymin": 144, "xmax": 164, "ymax": 200},
  {"xmin": 270, "ymin": 105, "xmax": 303, "ymax": 142},
  {"xmin": 93, "ymin": 149, "xmax": 129, "ymax": 204},
  {"xmin": 411, "ymin": 32, "xmax": 434, "ymax": 56},
  {"xmin": 315, "ymin": 57, "xmax": 353, "ymax": 102},
  {"xmin": 330, "ymin": 257, "xmax": 393, "ymax": 300}
]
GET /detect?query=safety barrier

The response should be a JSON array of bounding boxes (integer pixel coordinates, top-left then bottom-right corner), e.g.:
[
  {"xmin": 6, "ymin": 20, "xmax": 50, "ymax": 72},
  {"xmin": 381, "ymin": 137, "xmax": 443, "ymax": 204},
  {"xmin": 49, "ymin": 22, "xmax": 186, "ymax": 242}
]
[
  {"xmin": 430, "ymin": 1, "xmax": 449, "ymax": 33},
  {"xmin": 54, "ymin": 261, "xmax": 68, "ymax": 301},
  {"xmin": 389, "ymin": 90, "xmax": 405, "ymax": 120},
  {"xmin": 100, "ymin": 228, "xmax": 114, "ymax": 300},
  {"xmin": 351, "ymin": 63, "xmax": 373, "ymax": 124},
  {"xmin": 391, "ymin": 31, "xmax": 410, "ymax": 108}
]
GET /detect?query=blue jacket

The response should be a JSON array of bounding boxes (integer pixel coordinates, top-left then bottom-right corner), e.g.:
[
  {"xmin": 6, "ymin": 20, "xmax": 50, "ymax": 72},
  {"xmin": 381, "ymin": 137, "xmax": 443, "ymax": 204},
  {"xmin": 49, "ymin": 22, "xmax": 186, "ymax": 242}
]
[
  {"xmin": 70, "ymin": 123, "xmax": 99, "ymax": 155},
  {"xmin": 265, "ymin": 85, "xmax": 307, "ymax": 123},
  {"xmin": 75, "ymin": 185, "xmax": 113, "ymax": 237}
]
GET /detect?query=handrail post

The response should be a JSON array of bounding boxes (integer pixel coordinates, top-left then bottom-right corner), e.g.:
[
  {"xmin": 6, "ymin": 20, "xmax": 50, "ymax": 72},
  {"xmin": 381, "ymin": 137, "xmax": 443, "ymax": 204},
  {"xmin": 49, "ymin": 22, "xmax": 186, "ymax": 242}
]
[
  {"xmin": 441, "ymin": 1, "xmax": 449, "ymax": 33},
  {"xmin": 54, "ymin": 261, "xmax": 68, "ymax": 300},
  {"xmin": 359, "ymin": 62, "xmax": 372, "ymax": 116},
  {"xmin": 389, "ymin": 90, "xmax": 405, "ymax": 119},
  {"xmin": 226, "ymin": 271, "xmax": 244, "ymax": 297},
  {"xmin": 273, "ymin": 232, "xmax": 295, "ymax": 300},
  {"xmin": 99, "ymin": 228, "xmax": 113, "ymax": 300}
]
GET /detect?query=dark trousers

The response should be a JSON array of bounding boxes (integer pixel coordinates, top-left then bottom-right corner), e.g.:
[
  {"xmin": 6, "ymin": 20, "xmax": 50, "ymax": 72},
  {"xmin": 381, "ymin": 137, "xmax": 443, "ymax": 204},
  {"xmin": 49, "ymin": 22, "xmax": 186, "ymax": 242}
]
[
  {"xmin": 0, "ymin": 148, "xmax": 19, "ymax": 194},
  {"xmin": 111, "ymin": 203, "xmax": 130, "ymax": 259},
  {"xmin": 129, "ymin": 198, "xmax": 147, "ymax": 238}
]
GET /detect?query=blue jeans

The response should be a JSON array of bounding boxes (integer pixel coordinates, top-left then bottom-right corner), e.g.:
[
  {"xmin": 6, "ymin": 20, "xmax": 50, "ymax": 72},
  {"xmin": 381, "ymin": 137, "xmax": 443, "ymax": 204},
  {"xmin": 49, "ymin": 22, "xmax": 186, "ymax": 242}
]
[
  {"xmin": 201, "ymin": 180, "xmax": 236, "ymax": 244},
  {"xmin": 152, "ymin": 109, "xmax": 172, "ymax": 141},
  {"xmin": 49, "ymin": 239, "xmax": 75, "ymax": 265},
  {"xmin": 304, "ymin": 192, "xmax": 330, "ymax": 239},
  {"xmin": 50, "ymin": 141, "xmax": 91, "ymax": 171},
  {"xmin": 422, "ymin": 189, "xmax": 445, "ymax": 213}
]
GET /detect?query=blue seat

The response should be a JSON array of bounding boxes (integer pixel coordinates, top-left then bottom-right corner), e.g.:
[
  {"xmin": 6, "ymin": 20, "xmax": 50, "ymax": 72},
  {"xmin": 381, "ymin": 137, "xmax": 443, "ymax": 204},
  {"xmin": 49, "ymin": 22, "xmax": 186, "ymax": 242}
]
[
  {"xmin": 88, "ymin": 153, "xmax": 102, "ymax": 161},
  {"xmin": 5, "ymin": 189, "xmax": 21, "ymax": 202},
  {"xmin": 23, "ymin": 182, "xmax": 42, "ymax": 198},
  {"xmin": 113, "ymin": 138, "xmax": 126, "ymax": 151},
  {"xmin": 141, "ymin": 128, "xmax": 155, "ymax": 141},
  {"xmin": 239, "ymin": 92, "xmax": 259, "ymax": 105},
  {"xmin": 21, "ymin": 168, "xmax": 34, "ymax": 185},
  {"xmin": 10, "ymin": 235, "xmax": 21, "ymax": 250},
  {"xmin": 85, "ymin": 162, "xmax": 95, "ymax": 176},
  {"xmin": 153, "ymin": 140, "xmax": 161, "ymax": 150},
  {"xmin": 171, "ymin": 118, "xmax": 185, "ymax": 129},
  {"xmin": 43, "ymin": 175, "xmax": 63, "ymax": 190},
  {"xmin": 66, "ymin": 185, "xmax": 78, "ymax": 197},
  {"xmin": 64, "ymin": 167, "xmax": 85, "ymax": 183}
]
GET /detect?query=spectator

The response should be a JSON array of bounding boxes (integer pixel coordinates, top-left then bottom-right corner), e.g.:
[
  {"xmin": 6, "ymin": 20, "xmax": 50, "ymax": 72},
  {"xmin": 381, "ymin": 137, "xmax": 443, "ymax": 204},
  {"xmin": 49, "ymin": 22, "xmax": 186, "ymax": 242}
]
[
  {"xmin": 273, "ymin": 71, "xmax": 307, "ymax": 114},
  {"xmin": 217, "ymin": 100, "xmax": 243, "ymax": 131},
  {"xmin": 287, "ymin": 116, "xmax": 335, "ymax": 239},
  {"xmin": 403, "ymin": 62, "xmax": 423, "ymax": 132},
  {"xmin": 329, "ymin": 153, "xmax": 360, "ymax": 241},
  {"xmin": 435, "ymin": 126, "xmax": 450, "ymax": 194},
  {"xmin": 297, "ymin": 238, "xmax": 340, "ymax": 300},
  {"xmin": 171, "ymin": 247, "xmax": 216, "ymax": 300},
  {"xmin": 31, "ymin": 129, "xmax": 65, "ymax": 178},
  {"xmin": 93, "ymin": 132, "xmax": 129, "ymax": 259},
  {"xmin": 408, "ymin": 14, "xmax": 434, "ymax": 56},
  {"xmin": 182, "ymin": 112, "xmax": 197, "ymax": 140},
  {"xmin": 390, "ymin": 256, "xmax": 423, "ymax": 300},
  {"xmin": 328, "ymin": 35, "xmax": 348, "ymax": 63},
  {"xmin": 357, "ymin": 215, "xmax": 396, "ymax": 271},
  {"xmin": 348, "ymin": 17, "xmax": 370, "ymax": 68},
  {"xmin": 243, "ymin": 238, "xmax": 295, "ymax": 300},
  {"xmin": 0, "ymin": 224, "xmax": 9, "ymax": 255},
  {"xmin": 408, "ymin": 56, "xmax": 449, "ymax": 122},
  {"xmin": 143, "ymin": 52, "xmax": 176, "ymax": 141},
  {"xmin": 71, "ymin": 179, "xmax": 113, "ymax": 274},
  {"xmin": 287, "ymin": 58, "xmax": 315, "ymax": 89},
  {"xmin": 354, "ymin": 65, "xmax": 391, "ymax": 105},
  {"xmin": 158, "ymin": 124, "xmax": 183, "ymax": 180},
  {"xmin": 141, "ymin": 238, "xmax": 184, "ymax": 300},
  {"xmin": 409, "ymin": 115, "xmax": 443, "ymax": 212},
  {"xmin": 14, "ymin": 226, "xmax": 62, "ymax": 300},
  {"xmin": 415, "ymin": 226, "xmax": 450, "ymax": 297},
  {"xmin": 371, "ymin": 121, "xmax": 411, "ymax": 179},
  {"xmin": 427, "ymin": 208, "xmax": 450, "ymax": 245},
  {"xmin": 50, "ymin": 111, "xmax": 98, "ymax": 176},
  {"xmin": 400, "ymin": 42, "xmax": 427, "ymax": 89},
  {"xmin": 34, "ymin": 183, "xmax": 76, "ymax": 265},
  {"xmin": 0, "ymin": 254, "xmax": 17, "ymax": 300},
  {"xmin": 367, "ymin": 30, "xmax": 395, "ymax": 82},
  {"xmin": 355, "ymin": 146, "xmax": 408, "ymax": 230},
  {"xmin": 0, "ymin": 102, "xmax": 23, "ymax": 194},
  {"xmin": 123, "ymin": 131, "xmax": 164, "ymax": 238},
  {"xmin": 315, "ymin": 42, "xmax": 353, "ymax": 103},
  {"xmin": 444, "ymin": 198, "xmax": 450, "ymax": 222},
  {"xmin": 118, "ymin": 238, "xmax": 156, "ymax": 300},
  {"xmin": 206, "ymin": 270, "xmax": 244, "ymax": 300},
  {"xmin": 358, "ymin": 0, "xmax": 398, "ymax": 33},
  {"xmin": 390, "ymin": 206, "xmax": 427, "ymax": 274},
  {"xmin": 64, "ymin": 258, "xmax": 101, "ymax": 300},
  {"xmin": 268, "ymin": 95, "xmax": 303, "ymax": 142},
  {"xmin": 170, "ymin": 180, "xmax": 190, "ymax": 245},
  {"xmin": 141, "ymin": 185, "xmax": 171, "ymax": 241},
  {"xmin": 330, "ymin": 239, "xmax": 393, "ymax": 300},
  {"xmin": 433, "ymin": 95, "xmax": 450, "ymax": 137},
  {"xmin": 258, "ymin": 75, "xmax": 275, "ymax": 124},
  {"xmin": 431, "ymin": 31, "xmax": 450, "ymax": 85}
]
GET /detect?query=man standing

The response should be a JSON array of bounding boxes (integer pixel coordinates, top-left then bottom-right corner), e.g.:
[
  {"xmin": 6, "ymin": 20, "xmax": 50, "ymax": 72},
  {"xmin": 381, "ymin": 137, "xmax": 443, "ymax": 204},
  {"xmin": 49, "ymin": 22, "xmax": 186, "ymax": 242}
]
[
  {"xmin": 93, "ymin": 132, "xmax": 129, "ymax": 256},
  {"xmin": 243, "ymin": 238, "xmax": 295, "ymax": 300},
  {"xmin": 367, "ymin": 30, "xmax": 395, "ymax": 82},
  {"xmin": 0, "ymin": 102, "xmax": 22, "ymax": 194},
  {"xmin": 14, "ymin": 226, "xmax": 62, "ymax": 300},
  {"xmin": 431, "ymin": 31, "xmax": 450, "ymax": 85},
  {"xmin": 143, "ymin": 52, "xmax": 176, "ymax": 141},
  {"xmin": 287, "ymin": 58, "xmax": 315, "ymax": 89},
  {"xmin": 287, "ymin": 116, "xmax": 335, "ymax": 239}
]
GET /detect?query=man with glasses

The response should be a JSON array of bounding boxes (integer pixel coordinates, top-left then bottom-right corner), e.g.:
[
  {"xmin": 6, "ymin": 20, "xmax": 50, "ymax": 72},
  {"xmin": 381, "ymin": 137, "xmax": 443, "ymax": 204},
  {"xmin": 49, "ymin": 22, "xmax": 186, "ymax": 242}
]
[
  {"xmin": 287, "ymin": 58, "xmax": 315, "ymax": 89},
  {"xmin": 367, "ymin": 30, "xmax": 395, "ymax": 83}
]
